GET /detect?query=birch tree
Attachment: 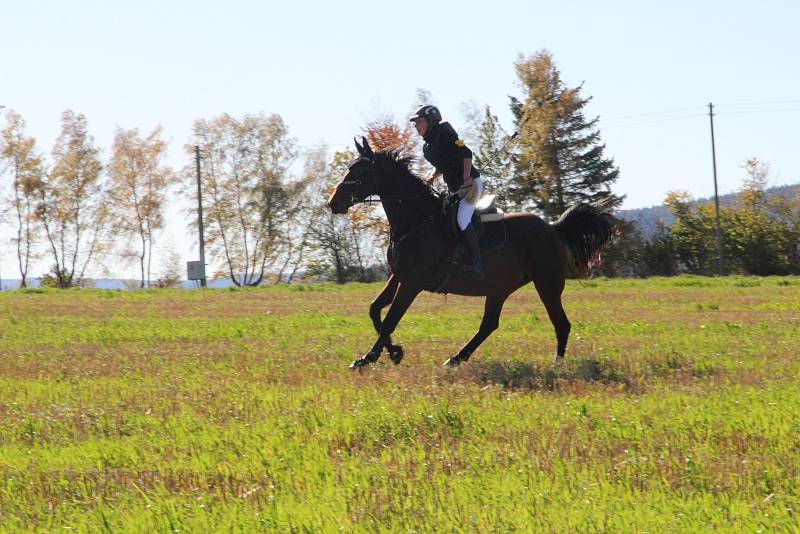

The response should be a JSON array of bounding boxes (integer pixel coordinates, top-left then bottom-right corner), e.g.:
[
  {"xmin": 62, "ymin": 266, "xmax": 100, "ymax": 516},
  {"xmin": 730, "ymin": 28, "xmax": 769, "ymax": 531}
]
[
  {"xmin": 186, "ymin": 113, "xmax": 297, "ymax": 286},
  {"xmin": 37, "ymin": 110, "xmax": 108, "ymax": 288},
  {"xmin": 0, "ymin": 110, "xmax": 44, "ymax": 287},
  {"xmin": 108, "ymin": 126, "xmax": 175, "ymax": 288}
]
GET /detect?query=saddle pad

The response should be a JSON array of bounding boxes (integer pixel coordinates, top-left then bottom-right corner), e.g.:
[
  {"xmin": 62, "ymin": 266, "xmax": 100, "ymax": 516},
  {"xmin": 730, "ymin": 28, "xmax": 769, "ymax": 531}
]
[{"xmin": 480, "ymin": 212, "xmax": 504, "ymax": 223}]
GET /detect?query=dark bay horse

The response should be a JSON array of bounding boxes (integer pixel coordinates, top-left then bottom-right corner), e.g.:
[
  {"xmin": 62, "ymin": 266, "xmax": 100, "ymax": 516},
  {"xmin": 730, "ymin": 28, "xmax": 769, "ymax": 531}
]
[{"xmin": 327, "ymin": 138, "xmax": 617, "ymax": 368}]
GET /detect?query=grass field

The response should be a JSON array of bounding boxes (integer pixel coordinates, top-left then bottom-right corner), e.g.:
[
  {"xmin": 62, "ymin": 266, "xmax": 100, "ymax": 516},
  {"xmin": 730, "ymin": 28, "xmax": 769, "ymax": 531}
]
[{"xmin": 1, "ymin": 276, "xmax": 799, "ymax": 532}]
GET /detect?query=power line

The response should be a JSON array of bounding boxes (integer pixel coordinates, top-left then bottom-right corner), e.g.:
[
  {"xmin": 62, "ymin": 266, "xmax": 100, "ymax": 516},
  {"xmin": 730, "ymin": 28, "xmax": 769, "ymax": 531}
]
[
  {"xmin": 716, "ymin": 107, "xmax": 800, "ymax": 116},
  {"xmin": 601, "ymin": 113, "xmax": 705, "ymax": 129},
  {"xmin": 599, "ymin": 105, "xmax": 704, "ymax": 123},
  {"xmin": 717, "ymin": 98, "xmax": 800, "ymax": 107},
  {"xmin": 595, "ymin": 99, "xmax": 800, "ymax": 127},
  {"xmin": 599, "ymin": 105, "xmax": 800, "ymax": 130}
]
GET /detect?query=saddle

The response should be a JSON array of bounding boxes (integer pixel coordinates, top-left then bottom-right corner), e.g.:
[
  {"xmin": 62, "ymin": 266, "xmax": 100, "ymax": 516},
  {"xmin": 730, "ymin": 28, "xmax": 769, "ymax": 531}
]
[
  {"xmin": 476, "ymin": 194, "xmax": 506, "ymax": 222},
  {"xmin": 442, "ymin": 193, "xmax": 506, "ymax": 245}
]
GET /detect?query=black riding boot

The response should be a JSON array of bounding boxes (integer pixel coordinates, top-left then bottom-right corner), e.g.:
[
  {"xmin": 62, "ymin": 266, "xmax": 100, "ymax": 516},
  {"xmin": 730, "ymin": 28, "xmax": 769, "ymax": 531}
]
[{"xmin": 462, "ymin": 223, "xmax": 484, "ymax": 278}]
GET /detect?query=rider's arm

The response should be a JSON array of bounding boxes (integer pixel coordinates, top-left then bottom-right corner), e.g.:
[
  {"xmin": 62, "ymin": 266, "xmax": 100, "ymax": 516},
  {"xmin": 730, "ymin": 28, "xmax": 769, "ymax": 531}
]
[{"xmin": 462, "ymin": 157, "xmax": 473, "ymax": 187}]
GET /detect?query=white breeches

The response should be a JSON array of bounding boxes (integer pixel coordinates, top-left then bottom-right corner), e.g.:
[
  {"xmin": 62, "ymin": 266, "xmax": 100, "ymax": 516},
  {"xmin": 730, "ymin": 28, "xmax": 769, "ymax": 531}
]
[{"xmin": 457, "ymin": 177, "xmax": 484, "ymax": 231}]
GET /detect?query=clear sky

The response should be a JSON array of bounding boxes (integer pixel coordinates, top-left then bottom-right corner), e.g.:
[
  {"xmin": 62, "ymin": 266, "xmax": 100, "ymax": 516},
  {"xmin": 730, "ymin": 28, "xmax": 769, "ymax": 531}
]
[{"xmin": 2, "ymin": 0, "xmax": 799, "ymax": 280}]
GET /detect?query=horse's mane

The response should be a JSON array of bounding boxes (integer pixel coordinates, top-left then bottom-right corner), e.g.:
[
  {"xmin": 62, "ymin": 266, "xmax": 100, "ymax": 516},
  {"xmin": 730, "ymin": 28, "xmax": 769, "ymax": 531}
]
[{"xmin": 375, "ymin": 147, "xmax": 427, "ymax": 186}]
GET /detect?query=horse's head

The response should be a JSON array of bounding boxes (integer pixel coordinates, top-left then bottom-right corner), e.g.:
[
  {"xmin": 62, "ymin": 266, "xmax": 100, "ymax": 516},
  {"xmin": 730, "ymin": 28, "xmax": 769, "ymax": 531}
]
[{"xmin": 327, "ymin": 137, "xmax": 380, "ymax": 214}]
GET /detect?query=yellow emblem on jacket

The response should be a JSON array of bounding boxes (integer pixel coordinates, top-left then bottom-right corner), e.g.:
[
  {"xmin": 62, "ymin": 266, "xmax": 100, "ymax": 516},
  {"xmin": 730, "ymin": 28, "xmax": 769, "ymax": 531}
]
[{"xmin": 455, "ymin": 139, "xmax": 465, "ymax": 147}]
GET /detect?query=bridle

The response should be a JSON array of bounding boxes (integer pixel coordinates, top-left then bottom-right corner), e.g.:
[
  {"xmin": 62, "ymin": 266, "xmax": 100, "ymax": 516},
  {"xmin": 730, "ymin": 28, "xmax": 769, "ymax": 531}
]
[{"xmin": 339, "ymin": 155, "xmax": 437, "ymax": 206}]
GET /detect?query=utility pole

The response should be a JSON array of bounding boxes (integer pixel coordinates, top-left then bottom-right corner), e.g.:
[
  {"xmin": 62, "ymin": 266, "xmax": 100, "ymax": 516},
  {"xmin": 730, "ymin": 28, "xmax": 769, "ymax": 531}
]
[
  {"xmin": 195, "ymin": 145, "xmax": 207, "ymax": 287},
  {"xmin": 0, "ymin": 106, "xmax": 5, "ymax": 290},
  {"xmin": 708, "ymin": 103, "xmax": 724, "ymax": 276}
]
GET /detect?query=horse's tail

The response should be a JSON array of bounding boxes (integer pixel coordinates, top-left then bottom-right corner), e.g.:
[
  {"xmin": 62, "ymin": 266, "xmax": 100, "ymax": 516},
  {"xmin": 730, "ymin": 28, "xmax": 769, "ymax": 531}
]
[{"xmin": 552, "ymin": 197, "xmax": 619, "ymax": 277}]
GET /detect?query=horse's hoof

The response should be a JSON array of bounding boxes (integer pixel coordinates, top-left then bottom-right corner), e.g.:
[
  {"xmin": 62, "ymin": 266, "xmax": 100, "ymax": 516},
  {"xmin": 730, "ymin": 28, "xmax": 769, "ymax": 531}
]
[
  {"xmin": 388, "ymin": 344, "xmax": 404, "ymax": 365},
  {"xmin": 350, "ymin": 351, "xmax": 380, "ymax": 369},
  {"xmin": 349, "ymin": 358, "xmax": 371, "ymax": 369},
  {"xmin": 442, "ymin": 356, "xmax": 462, "ymax": 368},
  {"xmin": 553, "ymin": 353, "xmax": 565, "ymax": 364}
]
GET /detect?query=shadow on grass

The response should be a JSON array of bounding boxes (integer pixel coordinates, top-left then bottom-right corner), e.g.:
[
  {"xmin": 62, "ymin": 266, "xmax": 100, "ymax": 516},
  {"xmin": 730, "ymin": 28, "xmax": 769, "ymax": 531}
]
[{"xmin": 466, "ymin": 358, "xmax": 632, "ymax": 391}]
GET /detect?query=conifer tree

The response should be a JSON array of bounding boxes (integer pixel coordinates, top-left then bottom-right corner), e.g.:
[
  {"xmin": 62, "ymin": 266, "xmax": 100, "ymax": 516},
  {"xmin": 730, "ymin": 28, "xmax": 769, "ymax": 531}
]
[
  {"xmin": 509, "ymin": 50, "xmax": 622, "ymax": 218},
  {"xmin": 473, "ymin": 105, "xmax": 514, "ymax": 205}
]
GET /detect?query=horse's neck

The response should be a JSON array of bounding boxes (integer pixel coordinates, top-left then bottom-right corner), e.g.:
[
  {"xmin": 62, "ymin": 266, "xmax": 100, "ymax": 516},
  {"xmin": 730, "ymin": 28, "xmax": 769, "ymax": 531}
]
[
  {"xmin": 382, "ymin": 196, "xmax": 437, "ymax": 240},
  {"xmin": 382, "ymin": 202, "xmax": 413, "ymax": 237},
  {"xmin": 376, "ymin": 166, "xmax": 439, "ymax": 239}
]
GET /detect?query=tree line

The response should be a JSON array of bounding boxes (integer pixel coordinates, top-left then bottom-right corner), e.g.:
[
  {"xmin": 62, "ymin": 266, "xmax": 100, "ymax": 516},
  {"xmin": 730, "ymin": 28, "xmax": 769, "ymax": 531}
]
[
  {"xmin": 2, "ymin": 50, "xmax": 794, "ymax": 287},
  {"xmin": 597, "ymin": 158, "xmax": 800, "ymax": 277},
  {"xmin": 1, "ymin": 110, "xmax": 176, "ymax": 288}
]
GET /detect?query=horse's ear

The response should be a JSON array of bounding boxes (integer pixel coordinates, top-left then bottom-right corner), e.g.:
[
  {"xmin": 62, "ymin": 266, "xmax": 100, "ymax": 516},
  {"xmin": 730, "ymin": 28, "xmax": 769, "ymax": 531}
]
[
  {"xmin": 361, "ymin": 136, "xmax": 373, "ymax": 156},
  {"xmin": 354, "ymin": 136, "xmax": 364, "ymax": 155}
]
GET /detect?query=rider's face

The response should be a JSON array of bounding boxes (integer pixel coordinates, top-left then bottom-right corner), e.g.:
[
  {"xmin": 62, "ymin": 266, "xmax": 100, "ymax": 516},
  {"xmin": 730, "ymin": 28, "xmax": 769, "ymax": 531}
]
[{"xmin": 413, "ymin": 118, "xmax": 428, "ymax": 137}]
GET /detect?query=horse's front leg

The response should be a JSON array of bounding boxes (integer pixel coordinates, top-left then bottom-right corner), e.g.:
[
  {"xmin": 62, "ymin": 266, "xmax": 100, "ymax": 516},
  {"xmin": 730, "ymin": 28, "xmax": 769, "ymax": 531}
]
[
  {"xmin": 369, "ymin": 275, "xmax": 404, "ymax": 364},
  {"xmin": 351, "ymin": 281, "xmax": 421, "ymax": 369}
]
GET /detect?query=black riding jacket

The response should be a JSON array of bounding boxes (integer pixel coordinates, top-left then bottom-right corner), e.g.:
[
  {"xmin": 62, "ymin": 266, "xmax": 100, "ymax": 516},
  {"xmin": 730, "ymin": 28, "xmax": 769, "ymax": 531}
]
[{"xmin": 422, "ymin": 122, "xmax": 479, "ymax": 191}]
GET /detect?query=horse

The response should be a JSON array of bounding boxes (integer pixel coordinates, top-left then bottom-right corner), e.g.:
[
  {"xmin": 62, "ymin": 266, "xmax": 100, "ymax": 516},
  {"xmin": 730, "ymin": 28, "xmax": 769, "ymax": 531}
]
[{"xmin": 327, "ymin": 137, "xmax": 617, "ymax": 369}]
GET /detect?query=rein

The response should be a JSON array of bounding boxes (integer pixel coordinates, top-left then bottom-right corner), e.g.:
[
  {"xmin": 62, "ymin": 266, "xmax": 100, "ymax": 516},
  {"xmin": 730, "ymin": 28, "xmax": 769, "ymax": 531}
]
[{"xmin": 361, "ymin": 192, "xmax": 435, "ymax": 204}]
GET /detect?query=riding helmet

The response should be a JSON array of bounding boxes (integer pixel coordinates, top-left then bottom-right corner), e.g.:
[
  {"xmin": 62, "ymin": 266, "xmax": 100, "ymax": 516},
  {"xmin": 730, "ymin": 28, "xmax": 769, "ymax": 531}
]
[{"xmin": 409, "ymin": 105, "xmax": 442, "ymax": 124}]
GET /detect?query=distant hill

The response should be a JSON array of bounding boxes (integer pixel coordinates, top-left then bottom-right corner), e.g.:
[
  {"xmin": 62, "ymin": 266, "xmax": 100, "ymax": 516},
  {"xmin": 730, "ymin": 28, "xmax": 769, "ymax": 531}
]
[{"xmin": 616, "ymin": 183, "xmax": 800, "ymax": 237}]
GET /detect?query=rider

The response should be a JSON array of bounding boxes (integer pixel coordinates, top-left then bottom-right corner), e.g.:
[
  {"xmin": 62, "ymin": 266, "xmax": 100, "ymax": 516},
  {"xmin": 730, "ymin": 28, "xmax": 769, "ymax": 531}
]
[{"xmin": 409, "ymin": 104, "xmax": 484, "ymax": 277}]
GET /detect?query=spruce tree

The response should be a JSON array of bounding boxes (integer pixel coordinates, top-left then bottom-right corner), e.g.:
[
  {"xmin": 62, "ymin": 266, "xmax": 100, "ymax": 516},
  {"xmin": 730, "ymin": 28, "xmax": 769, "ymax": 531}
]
[{"xmin": 509, "ymin": 50, "xmax": 622, "ymax": 218}]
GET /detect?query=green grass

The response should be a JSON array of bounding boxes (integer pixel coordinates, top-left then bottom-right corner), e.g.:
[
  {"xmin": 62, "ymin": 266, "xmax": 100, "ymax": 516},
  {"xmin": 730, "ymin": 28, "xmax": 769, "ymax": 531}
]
[{"xmin": 1, "ymin": 276, "xmax": 799, "ymax": 532}]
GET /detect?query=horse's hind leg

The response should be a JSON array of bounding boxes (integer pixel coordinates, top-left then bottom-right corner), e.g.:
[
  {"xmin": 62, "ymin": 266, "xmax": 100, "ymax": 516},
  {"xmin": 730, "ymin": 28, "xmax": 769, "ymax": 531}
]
[
  {"xmin": 443, "ymin": 293, "xmax": 509, "ymax": 367},
  {"xmin": 369, "ymin": 275, "xmax": 404, "ymax": 364},
  {"xmin": 532, "ymin": 276, "xmax": 571, "ymax": 362}
]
